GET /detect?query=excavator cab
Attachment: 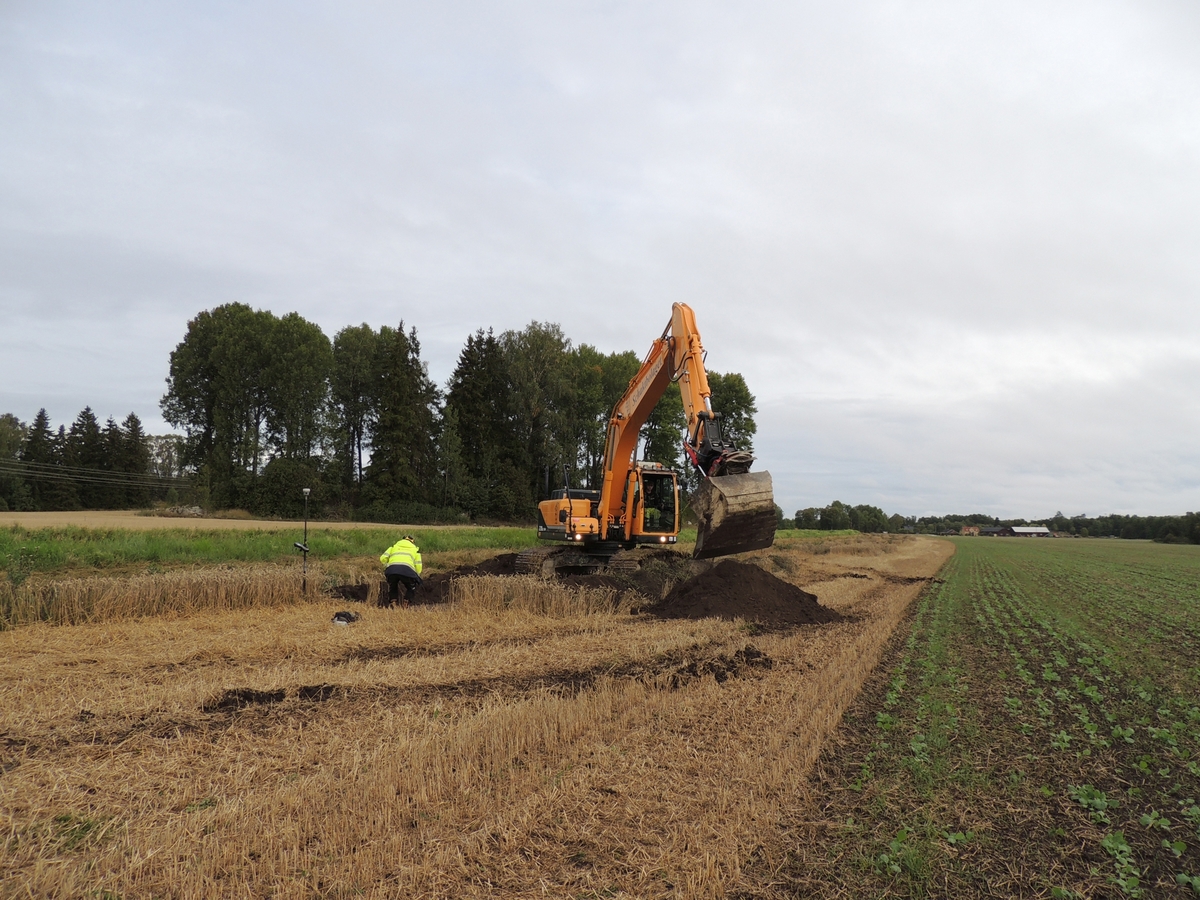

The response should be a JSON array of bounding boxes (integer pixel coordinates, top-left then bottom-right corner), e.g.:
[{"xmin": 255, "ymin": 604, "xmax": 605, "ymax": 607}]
[
  {"xmin": 621, "ymin": 462, "xmax": 678, "ymax": 543},
  {"xmin": 528, "ymin": 465, "xmax": 678, "ymax": 577},
  {"xmin": 639, "ymin": 468, "xmax": 678, "ymax": 535}
]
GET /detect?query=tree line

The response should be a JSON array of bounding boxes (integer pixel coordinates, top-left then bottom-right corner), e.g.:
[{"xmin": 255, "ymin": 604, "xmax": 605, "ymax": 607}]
[
  {"xmin": 781, "ymin": 504, "xmax": 1200, "ymax": 546},
  {"xmin": 0, "ymin": 409, "xmax": 185, "ymax": 512},
  {"xmin": 901, "ymin": 511, "xmax": 1200, "ymax": 544},
  {"xmin": 52, "ymin": 302, "xmax": 755, "ymax": 522},
  {"xmin": 787, "ymin": 500, "xmax": 893, "ymax": 533}
]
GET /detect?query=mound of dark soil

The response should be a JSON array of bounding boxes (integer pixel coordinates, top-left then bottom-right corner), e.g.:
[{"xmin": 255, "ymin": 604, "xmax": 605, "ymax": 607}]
[{"xmin": 651, "ymin": 559, "xmax": 842, "ymax": 628}]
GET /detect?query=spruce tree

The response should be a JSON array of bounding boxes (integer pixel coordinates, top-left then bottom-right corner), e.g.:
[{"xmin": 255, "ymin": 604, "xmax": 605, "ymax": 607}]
[
  {"xmin": 65, "ymin": 408, "xmax": 104, "ymax": 508},
  {"xmin": 48, "ymin": 424, "xmax": 80, "ymax": 509},
  {"xmin": 19, "ymin": 409, "xmax": 54, "ymax": 509},
  {"xmin": 102, "ymin": 417, "xmax": 124, "ymax": 507},
  {"xmin": 119, "ymin": 413, "xmax": 152, "ymax": 507},
  {"xmin": 0, "ymin": 413, "xmax": 29, "ymax": 511},
  {"xmin": 362, "ymin": 323, "xmax": 439, "ymax": 516}
]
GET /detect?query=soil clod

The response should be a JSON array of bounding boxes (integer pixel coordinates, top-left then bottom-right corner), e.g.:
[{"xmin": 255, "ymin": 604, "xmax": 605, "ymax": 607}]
[{"xmin": 202, "ymin": 688, "xmax": 286, "ymax": 713}]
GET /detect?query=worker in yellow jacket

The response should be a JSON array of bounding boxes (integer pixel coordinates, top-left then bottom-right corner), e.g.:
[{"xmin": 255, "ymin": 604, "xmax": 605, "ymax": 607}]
[{"xmin": 380, "ymin": 535, "xmax": 422, "ymax": 607}]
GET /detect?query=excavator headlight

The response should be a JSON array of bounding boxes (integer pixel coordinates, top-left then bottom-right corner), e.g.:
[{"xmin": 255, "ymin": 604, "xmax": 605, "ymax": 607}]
[
  {"xmin": 659, "ymin": 536, "xmax": 667, "ymax": 542},
  {"xmin": 574, "ymin": 533, "xmax": 583, "ymax": 541}
]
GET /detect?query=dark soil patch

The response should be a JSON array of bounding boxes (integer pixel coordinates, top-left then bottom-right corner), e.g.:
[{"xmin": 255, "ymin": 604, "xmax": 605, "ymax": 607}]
[
  {"xmin": 327, "ymin": 583, "xmax": 372, "ymax": 602},
  {"xmin": 201, "ymin": 687, "xmax": 286, "ymax": 713},
  {"xmin": 296, "ymin": 683, "xmax": 341, "ymax": 702},
  {"xmin": 417, "ymin": 552, "xmax": 520, "ymax": 604},
  {"xmin": 650, "ymin": 559, "xmax": 842, "ymax": 628},
  {"xmin": 464, "ymin": 552, "xmax": 520, "ymax": 577},
  {"xmin": 10, "ymin": 641, "xmax": 778, "ymax": 757},
  {"xmin": 326, "ymin": 553, "xmax": 521, "ymax": 606}
]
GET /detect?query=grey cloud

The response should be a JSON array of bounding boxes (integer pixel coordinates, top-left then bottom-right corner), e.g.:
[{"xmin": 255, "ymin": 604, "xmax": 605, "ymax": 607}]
[{"xmin": 2, "ymin": 1, "xmax": 1199, "ymax": 515}]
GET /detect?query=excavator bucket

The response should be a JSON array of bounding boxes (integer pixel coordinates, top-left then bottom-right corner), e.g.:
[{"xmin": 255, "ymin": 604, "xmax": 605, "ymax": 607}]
[{"xmin": 690, "ymin": 470, "xmax": 777, "ymax": 559}]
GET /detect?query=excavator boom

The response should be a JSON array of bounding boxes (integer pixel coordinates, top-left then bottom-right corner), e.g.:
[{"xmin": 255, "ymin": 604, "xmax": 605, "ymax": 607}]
[{"xmin": 666, "ymin": 304, "xmax": 777, "ymax": 558}]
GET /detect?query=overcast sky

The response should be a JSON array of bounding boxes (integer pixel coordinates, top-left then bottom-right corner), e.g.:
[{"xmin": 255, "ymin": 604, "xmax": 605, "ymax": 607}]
[{"xmin": 3, "ymin": 1, "xmax": 1199, "ymax": 519}]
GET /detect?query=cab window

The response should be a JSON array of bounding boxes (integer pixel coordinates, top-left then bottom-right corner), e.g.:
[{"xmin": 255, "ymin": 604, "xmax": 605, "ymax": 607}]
[{"xmin": 641, "ymin": 472, "xmax": 676, "ymax": 534}]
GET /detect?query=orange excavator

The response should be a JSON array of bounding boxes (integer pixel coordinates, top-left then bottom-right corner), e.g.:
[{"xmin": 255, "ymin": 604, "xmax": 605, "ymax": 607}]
[{"xmin": 516, "ymin": 303, "xmax": 776, "ymax": 576}]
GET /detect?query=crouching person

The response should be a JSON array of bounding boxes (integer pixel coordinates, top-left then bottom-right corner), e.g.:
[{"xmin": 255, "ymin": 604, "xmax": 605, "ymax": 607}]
[{"xmin": 380, "ymin": 535, "xmax": 422, "ymax": 607}]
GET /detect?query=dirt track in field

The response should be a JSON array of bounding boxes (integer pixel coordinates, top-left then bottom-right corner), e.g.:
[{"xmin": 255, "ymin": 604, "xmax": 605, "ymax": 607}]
[{"xmin": 0, "ymin": 534, "xmax": 953, "ymax": 899}]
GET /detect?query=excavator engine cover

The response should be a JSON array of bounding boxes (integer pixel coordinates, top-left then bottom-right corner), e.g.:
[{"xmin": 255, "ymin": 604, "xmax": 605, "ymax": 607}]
[{"xmin": 690, "ymin": 471, "xmax": 777, "ymax": 559}]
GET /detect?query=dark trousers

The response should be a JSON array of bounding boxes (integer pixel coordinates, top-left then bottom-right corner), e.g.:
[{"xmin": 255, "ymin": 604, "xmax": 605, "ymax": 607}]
[{"xmin": 384, "ymin": 564, "xmax": 421, "ymax": 605}]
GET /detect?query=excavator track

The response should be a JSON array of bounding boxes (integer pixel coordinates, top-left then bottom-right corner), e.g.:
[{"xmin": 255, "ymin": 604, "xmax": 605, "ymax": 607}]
[
  {"xmin": 604, "ymin": 550, "xmax": 643, "ymax": 574},
  {"xmin": 515, "ymin": 546, "xmax": 561, "ymax": 578},
  {"xmin": 515, "ymin": 546, "xmax": 643, "ymax": 578}
]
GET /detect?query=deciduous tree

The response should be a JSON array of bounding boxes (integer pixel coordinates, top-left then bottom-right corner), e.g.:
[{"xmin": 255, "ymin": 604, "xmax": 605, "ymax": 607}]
[
  {"xmin": 264, "ymin": 312, "xmax": 332, "ymax": 462},
  {"xmin": 329, "ymin": 324, "xmax": 379, "ymax": 488},
  {"xmin": 501, "ymin": 322, "xmax": 574, "ymax": 505},
  {"xmin": 0, "ymin": 413, "xmax": 30, "ymax": 511}
]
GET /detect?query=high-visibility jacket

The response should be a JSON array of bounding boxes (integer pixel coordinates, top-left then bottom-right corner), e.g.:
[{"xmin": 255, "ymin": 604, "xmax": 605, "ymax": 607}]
[{"xmin": 380, "ymin": 539, "xmax": 422, "ymax": 575}]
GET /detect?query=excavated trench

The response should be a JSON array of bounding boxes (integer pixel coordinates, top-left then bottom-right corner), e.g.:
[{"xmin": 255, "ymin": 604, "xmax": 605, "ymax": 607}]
[{"xmin": 329, "ymin": 549, "xmax": 842, "ymax": 629}]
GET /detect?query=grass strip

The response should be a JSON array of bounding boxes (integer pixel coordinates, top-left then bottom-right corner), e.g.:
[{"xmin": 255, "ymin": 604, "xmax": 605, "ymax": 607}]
[{"xmin": 0, "ymin": 524, "xmax": 537, "ymax": 577}]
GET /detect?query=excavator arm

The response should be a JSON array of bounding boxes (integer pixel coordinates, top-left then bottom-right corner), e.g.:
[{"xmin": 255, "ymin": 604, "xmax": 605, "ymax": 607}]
[{"xmin": 596, "ymin": 303, "xmax": 777, "ymax": 559}]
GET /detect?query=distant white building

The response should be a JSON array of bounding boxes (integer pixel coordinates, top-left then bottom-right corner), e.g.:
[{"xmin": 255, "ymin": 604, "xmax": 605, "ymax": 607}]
[
  {"xmin": 1009, "ymin": 526, "xmax": 1053, "ymax": 537},
  {"xmin": 980, "ymin": 526, "xmax": 1054, "ymax": 537}
]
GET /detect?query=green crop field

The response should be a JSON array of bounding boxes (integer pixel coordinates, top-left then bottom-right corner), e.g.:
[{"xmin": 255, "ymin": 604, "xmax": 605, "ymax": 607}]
[{"xmin": 745, "ymin": 537, "xmax": 1200, "ymax": 898}]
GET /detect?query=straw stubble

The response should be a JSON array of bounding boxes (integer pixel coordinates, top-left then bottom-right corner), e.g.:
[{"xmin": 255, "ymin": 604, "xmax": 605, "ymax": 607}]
[{"xmin": 0, "ymin": 535, "xmax": 951, "ymax": 898}]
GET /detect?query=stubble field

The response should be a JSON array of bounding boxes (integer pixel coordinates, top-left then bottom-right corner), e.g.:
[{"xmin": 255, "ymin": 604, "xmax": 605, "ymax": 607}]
[{"xmin": 0, "ymin": 527, "xmax": 949, "ymax": 899}]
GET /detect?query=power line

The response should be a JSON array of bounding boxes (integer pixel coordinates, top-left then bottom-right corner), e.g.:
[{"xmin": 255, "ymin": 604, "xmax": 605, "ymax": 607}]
[
  {"xmin": 5, "ymin": 458, "xmax": 185, "ymax": 479},
  {"xmin": 0, "ymin": 459, "xmax": 188, "ymax": 489}
]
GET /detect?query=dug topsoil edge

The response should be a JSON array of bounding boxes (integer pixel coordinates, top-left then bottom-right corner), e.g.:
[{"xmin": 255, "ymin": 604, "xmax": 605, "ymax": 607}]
[{"xmin": 330, "ymin": 551, "xmax": 841, "ymax": 628}]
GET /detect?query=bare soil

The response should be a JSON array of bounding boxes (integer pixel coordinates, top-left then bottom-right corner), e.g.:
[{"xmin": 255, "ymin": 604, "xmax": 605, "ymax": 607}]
[
  {"xmin": 334, "ymin": 549, "xmax": 844, "ymax": 631},
  {"xmin": 652, "ymin": 558, "xmax": 841, "ymax": 627}
]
